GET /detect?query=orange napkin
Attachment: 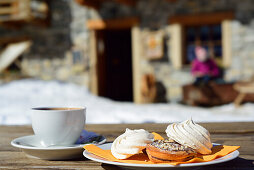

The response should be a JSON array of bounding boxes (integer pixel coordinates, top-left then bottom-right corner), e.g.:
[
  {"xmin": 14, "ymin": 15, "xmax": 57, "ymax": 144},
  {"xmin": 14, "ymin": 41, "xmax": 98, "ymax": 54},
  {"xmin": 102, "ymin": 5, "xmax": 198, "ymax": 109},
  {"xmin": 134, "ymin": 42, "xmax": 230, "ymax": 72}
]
[{"xmin": 84, "ymin": 133, "xmax": 240, "ymax": 165}]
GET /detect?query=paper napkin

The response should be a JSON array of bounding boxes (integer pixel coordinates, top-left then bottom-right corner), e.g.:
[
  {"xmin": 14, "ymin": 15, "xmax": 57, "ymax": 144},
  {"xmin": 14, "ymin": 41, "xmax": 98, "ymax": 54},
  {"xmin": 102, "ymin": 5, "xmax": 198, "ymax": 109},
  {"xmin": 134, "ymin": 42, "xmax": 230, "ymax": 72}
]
[{"xmin": 84, "ymin": 132, "xmax": 240, "ymax": 165}]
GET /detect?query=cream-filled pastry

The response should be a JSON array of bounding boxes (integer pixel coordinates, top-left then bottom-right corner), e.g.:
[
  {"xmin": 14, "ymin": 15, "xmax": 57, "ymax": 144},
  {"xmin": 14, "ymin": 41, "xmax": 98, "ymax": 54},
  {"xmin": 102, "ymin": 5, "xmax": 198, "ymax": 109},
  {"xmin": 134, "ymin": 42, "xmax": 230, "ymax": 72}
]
[
  {"xmin": 111, "ymin": 128, "xmax": 154, "ymax": 159},
  {"xmin": 165, "ymin": 119, "xmax": 212, "ymax": 154}
]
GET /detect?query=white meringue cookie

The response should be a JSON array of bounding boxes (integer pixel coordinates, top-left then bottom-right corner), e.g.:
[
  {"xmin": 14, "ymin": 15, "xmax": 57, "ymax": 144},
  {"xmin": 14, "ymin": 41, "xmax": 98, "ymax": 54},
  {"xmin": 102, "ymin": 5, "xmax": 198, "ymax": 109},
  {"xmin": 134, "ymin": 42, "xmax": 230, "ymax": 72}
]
[
  {"xmin": 165, "ymin": 119, "xmax": 212, "ymax": 154},
  {"xmin": 111, "ymin": 128, "xmax": 154, "ymax": 159}
]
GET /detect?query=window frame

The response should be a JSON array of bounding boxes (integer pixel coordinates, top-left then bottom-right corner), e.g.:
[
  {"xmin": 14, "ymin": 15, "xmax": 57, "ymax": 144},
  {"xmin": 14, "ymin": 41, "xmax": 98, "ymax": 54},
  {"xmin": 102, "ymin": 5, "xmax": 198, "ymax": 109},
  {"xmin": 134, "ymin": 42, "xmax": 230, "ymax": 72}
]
[{"xmin": 168, "ymin": 11, "xmax": 234, "ymax": 69}]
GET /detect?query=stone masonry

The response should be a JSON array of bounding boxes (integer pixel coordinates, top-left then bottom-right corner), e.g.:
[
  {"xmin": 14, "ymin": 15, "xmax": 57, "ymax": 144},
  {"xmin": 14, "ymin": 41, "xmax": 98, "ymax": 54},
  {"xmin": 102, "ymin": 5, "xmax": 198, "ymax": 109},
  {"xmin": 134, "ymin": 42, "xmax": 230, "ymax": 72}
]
[{"xmin": 1, "ymin": 0, "xmax": 254, "ymax": 102}]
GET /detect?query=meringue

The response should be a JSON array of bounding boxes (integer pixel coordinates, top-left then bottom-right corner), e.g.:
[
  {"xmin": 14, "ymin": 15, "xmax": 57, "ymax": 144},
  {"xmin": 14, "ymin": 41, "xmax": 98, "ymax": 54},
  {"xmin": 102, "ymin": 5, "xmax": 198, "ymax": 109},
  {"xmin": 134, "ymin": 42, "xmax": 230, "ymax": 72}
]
[
  {"xmin": 165, "ymin": 119, "xmax": 212, "ymax": 154},
  {"xmin": 111, "ymin": 128, "xmax": 154, "ymax": 159}
]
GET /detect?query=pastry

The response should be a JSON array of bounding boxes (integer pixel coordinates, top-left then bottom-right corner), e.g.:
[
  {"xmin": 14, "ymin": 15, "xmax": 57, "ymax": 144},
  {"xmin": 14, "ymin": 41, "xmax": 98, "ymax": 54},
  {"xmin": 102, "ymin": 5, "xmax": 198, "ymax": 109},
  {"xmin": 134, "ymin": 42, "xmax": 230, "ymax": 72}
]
[
  {"xmin": 111, "ymin": 128, "xmax": 154, "ymax": 159},
  {"xmin": 165, "ymin": 119, "xmax": 212, "ymax": 154},
  {"xmin": 111, "ymin": 119, "xmax": 212, "ymax": 162},
  {"xmin": 146, "ymin": 139, "xmax": 197, "ymax": 163}
]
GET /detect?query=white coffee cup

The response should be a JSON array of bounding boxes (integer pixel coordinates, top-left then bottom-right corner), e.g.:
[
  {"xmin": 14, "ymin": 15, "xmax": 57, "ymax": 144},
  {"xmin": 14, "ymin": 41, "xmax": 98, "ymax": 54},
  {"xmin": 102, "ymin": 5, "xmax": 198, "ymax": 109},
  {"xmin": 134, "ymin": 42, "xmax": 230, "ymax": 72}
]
[{"xmin": 31, "ymin": 107, "xmax": 86, "ymax": 147}]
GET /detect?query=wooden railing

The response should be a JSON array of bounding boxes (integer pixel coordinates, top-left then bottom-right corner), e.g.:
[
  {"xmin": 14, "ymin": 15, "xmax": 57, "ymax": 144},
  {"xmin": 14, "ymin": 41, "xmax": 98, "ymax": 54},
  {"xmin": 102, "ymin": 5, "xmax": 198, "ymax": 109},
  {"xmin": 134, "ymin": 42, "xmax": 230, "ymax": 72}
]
[{"xmin": 0, "ymin": 0, "xmax": 31, "ymax": 22}]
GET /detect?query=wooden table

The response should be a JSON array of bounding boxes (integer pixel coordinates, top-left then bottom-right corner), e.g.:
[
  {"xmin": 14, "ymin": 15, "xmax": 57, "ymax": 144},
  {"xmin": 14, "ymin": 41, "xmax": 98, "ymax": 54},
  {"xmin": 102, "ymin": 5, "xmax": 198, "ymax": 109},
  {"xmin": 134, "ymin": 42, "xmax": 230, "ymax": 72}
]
[{"xmin": 1, "ymin": 122, "xmax": 254, "ymax": 169}]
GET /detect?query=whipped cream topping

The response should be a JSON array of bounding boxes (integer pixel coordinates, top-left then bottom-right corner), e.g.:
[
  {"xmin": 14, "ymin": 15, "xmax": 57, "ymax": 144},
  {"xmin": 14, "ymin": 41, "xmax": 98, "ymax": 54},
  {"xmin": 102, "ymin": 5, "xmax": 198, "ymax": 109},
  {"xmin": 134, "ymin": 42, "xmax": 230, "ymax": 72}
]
[
  {"xmin": 111, "ymin": 128, "xmax": 154, "ymax": 159},
  {"xmin": 165, "ymin": 119, "xmax": 212, "ymax": 154}
]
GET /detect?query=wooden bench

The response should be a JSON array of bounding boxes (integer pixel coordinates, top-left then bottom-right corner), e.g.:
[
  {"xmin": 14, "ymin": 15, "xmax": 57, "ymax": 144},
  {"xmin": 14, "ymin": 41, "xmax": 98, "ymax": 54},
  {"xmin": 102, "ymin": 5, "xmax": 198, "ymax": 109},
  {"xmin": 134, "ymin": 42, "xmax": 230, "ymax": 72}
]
[
  {"xmin": 234, "ymin": 82, "xmax": 254, "ymax": 107},
  {"xmin": 183, "ymin": 82, "xmax": 254, "ymax": 106}
]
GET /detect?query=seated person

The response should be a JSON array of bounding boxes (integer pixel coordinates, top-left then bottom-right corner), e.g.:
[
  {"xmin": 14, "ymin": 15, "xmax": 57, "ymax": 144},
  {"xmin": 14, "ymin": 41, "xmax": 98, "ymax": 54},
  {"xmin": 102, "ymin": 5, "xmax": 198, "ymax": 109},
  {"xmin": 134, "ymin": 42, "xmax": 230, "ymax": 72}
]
[{"xmin": 191, "ymin": 46, "xmax": 219, "ymax": 85}]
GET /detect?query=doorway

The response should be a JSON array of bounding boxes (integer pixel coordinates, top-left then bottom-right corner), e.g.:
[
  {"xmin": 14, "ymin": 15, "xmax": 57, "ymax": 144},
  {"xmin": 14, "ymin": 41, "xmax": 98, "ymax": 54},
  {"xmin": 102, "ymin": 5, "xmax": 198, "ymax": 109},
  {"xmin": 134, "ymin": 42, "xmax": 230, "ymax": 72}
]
[{"xmin": 96, "ymin": 29, "xmax": 133, "ymax": 101}]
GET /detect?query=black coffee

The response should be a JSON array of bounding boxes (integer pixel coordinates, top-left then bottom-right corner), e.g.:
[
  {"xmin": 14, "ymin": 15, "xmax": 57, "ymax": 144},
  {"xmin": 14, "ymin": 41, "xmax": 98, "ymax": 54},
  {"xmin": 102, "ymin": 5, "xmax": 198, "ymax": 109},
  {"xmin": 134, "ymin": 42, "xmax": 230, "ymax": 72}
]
[{"xmin": 32, "ymin": 107, "xmax": 82, "ymax": 111}]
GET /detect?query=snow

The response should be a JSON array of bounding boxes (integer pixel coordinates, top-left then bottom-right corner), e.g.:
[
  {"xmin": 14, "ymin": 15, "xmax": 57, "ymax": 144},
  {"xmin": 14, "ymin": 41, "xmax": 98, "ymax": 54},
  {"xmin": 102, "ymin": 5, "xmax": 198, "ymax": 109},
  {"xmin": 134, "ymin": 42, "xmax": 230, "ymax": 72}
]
[{"xmin": 0, "ymin": 79, "xmax": 254, "ymax": 125}]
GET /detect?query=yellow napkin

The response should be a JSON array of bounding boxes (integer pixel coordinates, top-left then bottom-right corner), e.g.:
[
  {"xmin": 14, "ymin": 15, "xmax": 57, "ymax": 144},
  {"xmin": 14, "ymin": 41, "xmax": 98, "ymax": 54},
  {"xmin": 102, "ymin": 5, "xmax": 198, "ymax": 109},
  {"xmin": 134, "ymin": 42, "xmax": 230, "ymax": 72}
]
[{"xmin": 84, "ymin": 132, "xmax": 240, "ymax": 165}]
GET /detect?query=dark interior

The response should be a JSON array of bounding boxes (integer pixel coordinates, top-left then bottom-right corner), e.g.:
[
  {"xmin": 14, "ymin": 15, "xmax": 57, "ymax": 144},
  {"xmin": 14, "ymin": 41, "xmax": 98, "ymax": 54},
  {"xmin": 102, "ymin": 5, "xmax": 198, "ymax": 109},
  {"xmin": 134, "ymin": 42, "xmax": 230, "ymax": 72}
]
[{"xmin": 96, "ymin": 29, "xmax": 133, "ymax": 102}]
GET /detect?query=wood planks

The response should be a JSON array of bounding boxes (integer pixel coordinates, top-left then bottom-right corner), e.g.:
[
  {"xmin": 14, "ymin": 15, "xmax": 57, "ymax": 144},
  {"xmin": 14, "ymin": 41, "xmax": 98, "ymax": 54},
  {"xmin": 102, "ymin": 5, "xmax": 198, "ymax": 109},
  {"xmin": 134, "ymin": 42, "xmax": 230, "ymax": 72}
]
[
  {"xmin": 0, "ymin": 41, "xmax": 32, "ymax": 73},
  {"xmin": 75, "ymin": 0, "xmax": 136, "ymax": 9},
  {"xmin": 86, "ymin": 17, "xmax": 139, "ymax": 30},
  {"xmin": 0, "ymin": 0, "xmax": 30, "ymax": 22},
  {"xmin": 169, "ymin": 11, "xmax": 234, "ymax": 26}
]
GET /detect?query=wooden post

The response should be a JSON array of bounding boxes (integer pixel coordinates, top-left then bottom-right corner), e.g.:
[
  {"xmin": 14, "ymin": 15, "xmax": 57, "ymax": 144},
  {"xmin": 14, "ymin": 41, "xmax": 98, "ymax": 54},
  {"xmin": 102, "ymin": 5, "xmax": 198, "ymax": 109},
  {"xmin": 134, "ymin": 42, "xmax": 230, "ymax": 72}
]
[
  {"xmin": 222, "ymin": 20, "xmax": 232, "ymax": 68},
  {"xmin": 169, "ymin": 24, "xmax": 183, "ymax": 69},
  {"xmin": 89, "ymin": 30, "xmax": 98, "ymax": 95},
  {"xmin": 234, "ymin": 93, "xmax": 246, "ymax": 107},
  {"xmin": 131, "ymin": 26, "xmax": 142, "ymax": 103}
]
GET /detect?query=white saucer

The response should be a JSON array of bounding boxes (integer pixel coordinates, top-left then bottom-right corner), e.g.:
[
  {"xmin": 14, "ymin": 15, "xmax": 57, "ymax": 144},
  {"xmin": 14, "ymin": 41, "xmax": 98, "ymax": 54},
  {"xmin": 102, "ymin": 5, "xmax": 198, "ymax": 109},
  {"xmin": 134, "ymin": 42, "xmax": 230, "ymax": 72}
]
[
  {"xmin": 11, "ymin": 135, "xmax": 106, "ymax": 160},
  {"xmin": 83, "ymin": 143, "xmax": 239, "ymax": 170}
]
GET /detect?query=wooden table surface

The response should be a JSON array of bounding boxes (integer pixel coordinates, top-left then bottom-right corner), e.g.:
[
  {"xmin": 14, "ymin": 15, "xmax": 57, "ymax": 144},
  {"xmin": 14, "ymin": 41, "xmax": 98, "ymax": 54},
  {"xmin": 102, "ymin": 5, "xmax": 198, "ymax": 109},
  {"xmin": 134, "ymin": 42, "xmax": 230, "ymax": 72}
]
[{"xmin": 0, "ymin": 122, "xmax": 254, "ymax": 169}]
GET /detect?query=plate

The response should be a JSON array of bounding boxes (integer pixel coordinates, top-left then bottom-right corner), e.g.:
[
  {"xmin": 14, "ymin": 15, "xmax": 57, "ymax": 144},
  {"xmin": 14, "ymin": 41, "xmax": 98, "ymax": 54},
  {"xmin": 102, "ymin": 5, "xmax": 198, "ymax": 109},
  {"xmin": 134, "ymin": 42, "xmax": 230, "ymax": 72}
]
[
  {"xmin": 83, "ymin": 143, "xmax": 239, "ymax": 169},
  {"xmin": 11, "ymin": 135, "xmax": 106, "ymax": 160}
]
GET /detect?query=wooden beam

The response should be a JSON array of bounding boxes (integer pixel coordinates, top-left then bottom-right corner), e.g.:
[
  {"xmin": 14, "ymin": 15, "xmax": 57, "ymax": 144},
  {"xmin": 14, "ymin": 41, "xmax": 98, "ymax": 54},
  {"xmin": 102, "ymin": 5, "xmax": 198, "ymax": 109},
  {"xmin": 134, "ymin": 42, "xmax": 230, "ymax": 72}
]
[
  {"xmin": 168, "ymin": 24, "xmax": 183, "ymax": 69},
  {"xmin": 165, "ymin": 0, "xmax": 177, "ymax": 2},
  {"xmin": 169, "ymin": 11, "xmax": 234, "ymax": 25},
  {"xmin": 76, "ymin": 0, "xmax": 136, "ymax": 9},
  {"xmin": 0, "ymin": 36, "xmax": 30, "ymax": 46},
  {"xmin": 0, "ymin": 41, "xmax": 32, "ymax": 73},
  {"xmin": 131, "ymin": 26, "xmax": 142, "ymax": 103},
  {"xmin": 0, "ymin": 7, "xmax": 13, "ymax": 15},
  {"xmin": 89, "ymin": 30, "xmax": 99, "ymax": 95},
  {"xmin": 0, "ymin": 0, "xmax": 17, "ymax": 3},
  {"xmin": 75, "ymin": 0, "xmax": 101, "ymax": 9},
  {"xmin": 115, "ymin": 0, "xmax": 136, "ymax": 6},
  {"xmin": 222, "ymin": 20, "xmax": 232, "ymax": 68},
  {"xmin": 86, "ymin": 17, "xmax": 139, "ymax": 30}
]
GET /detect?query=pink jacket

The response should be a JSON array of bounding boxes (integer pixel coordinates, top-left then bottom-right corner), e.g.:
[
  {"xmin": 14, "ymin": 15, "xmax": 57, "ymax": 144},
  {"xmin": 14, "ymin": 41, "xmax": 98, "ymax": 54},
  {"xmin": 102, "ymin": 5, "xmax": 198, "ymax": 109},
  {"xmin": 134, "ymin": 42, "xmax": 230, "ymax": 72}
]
[{"xmin": 191, "ymin": 58, "xmax": 219, "ymax": 77}]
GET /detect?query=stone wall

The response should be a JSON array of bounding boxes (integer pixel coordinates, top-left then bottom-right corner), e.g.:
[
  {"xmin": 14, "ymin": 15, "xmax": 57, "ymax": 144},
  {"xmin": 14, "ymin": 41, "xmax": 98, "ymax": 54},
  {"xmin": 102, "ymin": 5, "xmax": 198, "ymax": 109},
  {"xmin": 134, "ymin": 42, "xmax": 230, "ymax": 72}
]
[
  {"xmin": 19, "ymin": 1, "xmax": 101, "ymax": 86},
  {"xmin": 21, "ymin": 51, "xmax": 90, "ymax": 85},
  {"xmin": 225, "ymin": 20, "xmax": 254, "ymax": 82},
  {"xmin": 1, "ymin": 0, "xmax": 254, "ymax": 102}
]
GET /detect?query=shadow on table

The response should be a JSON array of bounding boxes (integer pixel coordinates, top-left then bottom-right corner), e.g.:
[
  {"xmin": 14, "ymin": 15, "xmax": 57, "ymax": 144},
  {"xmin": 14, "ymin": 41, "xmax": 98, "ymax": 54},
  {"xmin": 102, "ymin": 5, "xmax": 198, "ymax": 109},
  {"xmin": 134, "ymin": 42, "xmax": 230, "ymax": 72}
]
[
  {"xmin": 102, "ymin": 163, "xmax": 122, "ymax": 170},
  {"xmin": 198, "ymin": 157, "xmax": 254, "ymax": 170},
  {"xmin": 99, "ymin": 157, "xmax": 254, "ymax": 170}
]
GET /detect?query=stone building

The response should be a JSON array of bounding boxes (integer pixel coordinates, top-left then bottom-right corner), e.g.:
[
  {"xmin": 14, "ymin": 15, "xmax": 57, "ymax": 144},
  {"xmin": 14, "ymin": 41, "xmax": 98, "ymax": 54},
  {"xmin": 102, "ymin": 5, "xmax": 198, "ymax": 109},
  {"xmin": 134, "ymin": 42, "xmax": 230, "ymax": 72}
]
[{"xmin": 1, "ymin": 0, "xmax": 254, "ymax": 103}]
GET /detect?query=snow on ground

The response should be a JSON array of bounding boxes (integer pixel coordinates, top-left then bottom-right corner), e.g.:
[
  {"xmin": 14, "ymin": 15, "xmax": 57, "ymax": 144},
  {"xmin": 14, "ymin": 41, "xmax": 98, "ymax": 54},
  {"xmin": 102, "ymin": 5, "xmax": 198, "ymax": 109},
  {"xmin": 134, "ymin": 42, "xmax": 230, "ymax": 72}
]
[{"xmin": 0, "ymin": 79, "xmax": 254, "ymax": 125}]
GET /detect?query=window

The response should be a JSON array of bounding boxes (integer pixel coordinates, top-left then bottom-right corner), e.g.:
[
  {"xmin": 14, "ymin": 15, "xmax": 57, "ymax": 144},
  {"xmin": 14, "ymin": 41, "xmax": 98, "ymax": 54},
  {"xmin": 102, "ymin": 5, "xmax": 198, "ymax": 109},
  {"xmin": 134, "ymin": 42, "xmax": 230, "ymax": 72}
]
[
  {"xmin": 183, "ymin": 24, "xmax": 222, "ymax": 65},
  {"xmin": 169, "ymin": 11, "xmax": 234, "ymax": 69}
]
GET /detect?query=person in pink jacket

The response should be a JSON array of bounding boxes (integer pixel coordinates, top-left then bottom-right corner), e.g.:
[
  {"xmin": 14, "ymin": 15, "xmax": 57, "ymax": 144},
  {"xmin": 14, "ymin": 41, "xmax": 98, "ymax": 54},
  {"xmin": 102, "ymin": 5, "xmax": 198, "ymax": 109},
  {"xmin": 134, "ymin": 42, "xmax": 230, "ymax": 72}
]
[{"xmin": 191, "ymin": 46, "xmax": 219, "ymax": 85}]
